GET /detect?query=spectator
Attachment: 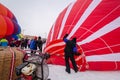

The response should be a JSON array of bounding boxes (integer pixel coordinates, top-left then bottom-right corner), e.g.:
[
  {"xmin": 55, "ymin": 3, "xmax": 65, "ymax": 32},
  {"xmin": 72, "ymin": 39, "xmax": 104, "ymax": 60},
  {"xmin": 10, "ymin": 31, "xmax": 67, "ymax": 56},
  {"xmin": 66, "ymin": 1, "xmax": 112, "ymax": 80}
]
[
  {"xmin": 20, "ymin": 38, "xmax": 25, "ymax": 49},
  {"xmin": 30, "ymin": 37, "xmax": 37, "ymax": 53},
  {"xmin": 24, "ymin": 37, "xmax": 29, "ymax": 49},
  {"xmin": 28, "ymin": 39, "xmax": 31, "ymax": 48},
  {"xmin": 37, "ymin": 36, "xmax": 43, "ymax": 52},
  {"xmin": 15, "ymin": 39, "xmax": 21, "ymax": 47},
  {"xmin": 9, "ymin": 38, "xmax": 16, "ymax": 47}
]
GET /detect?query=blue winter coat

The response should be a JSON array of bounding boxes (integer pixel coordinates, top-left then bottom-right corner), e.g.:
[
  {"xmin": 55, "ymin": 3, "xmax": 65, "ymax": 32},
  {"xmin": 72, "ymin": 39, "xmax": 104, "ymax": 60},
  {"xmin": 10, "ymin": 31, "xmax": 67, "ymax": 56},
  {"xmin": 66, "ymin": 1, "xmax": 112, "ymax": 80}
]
[{"xmin": 30, "ymin": 40, "xmax": 37, "ymax": 50}]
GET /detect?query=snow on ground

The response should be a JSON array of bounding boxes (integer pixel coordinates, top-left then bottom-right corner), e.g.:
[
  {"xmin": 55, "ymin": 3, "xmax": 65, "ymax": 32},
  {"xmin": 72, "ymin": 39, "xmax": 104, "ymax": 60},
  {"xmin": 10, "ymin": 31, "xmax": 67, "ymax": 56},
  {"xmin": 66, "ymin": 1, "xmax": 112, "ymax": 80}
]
[{"xmin": 48, "ymin": 64, "xmax": 120, "ymax": 80}]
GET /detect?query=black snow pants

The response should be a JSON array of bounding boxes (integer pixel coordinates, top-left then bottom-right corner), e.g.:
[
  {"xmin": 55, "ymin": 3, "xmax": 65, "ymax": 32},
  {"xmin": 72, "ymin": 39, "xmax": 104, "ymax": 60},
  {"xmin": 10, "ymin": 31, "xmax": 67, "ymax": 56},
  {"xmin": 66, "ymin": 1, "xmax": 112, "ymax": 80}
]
[{"xmin": 65, "ymin": 53, "xmax": 78, "ymax": 73}]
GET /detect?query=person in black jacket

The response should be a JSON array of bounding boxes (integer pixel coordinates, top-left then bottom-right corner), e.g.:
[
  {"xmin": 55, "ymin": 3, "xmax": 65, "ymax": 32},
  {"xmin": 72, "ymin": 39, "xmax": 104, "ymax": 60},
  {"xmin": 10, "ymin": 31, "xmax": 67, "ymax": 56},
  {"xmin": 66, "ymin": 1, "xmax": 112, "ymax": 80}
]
[
  {"xmin": 63, "ymin": 34, "xmax": 79, "ymax": 73},
  {"xmin": 37, "ymin": 36, "xmax": 43, "ymax": 52}
]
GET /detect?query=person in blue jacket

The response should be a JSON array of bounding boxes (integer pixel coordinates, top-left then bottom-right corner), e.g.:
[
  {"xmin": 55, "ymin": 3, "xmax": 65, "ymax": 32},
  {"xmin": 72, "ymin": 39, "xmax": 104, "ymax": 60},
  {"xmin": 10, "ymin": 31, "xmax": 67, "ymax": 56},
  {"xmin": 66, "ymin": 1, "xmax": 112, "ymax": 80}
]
[
  {"xmin": 63, "ymin": 34, "xmax": 79, "ymax": 74},
  {"xmin": 30, "ymin": 37, "xmax": 37, "ymax": 53}
]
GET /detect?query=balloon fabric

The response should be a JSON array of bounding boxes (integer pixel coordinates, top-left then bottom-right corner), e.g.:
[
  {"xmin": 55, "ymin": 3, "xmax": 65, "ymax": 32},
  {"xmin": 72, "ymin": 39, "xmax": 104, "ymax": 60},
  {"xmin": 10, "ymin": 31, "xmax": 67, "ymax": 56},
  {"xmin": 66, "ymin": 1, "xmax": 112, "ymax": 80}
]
[{"xmin": 44, "ymin": 0, "xmax": 120, "ymax": 71}]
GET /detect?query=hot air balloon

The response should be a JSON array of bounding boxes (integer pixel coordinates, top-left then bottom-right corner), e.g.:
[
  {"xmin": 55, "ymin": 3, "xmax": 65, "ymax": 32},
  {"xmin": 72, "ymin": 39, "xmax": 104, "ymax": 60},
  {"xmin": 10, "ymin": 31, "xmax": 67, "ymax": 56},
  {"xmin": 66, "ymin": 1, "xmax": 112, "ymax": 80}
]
[
  {"xmin": 44, "ymin": 0, "xmax": 120, "ymax": 71},
  {"xmin": 0, "ymin": 3, "xmax": 21, "ymax": 40}
]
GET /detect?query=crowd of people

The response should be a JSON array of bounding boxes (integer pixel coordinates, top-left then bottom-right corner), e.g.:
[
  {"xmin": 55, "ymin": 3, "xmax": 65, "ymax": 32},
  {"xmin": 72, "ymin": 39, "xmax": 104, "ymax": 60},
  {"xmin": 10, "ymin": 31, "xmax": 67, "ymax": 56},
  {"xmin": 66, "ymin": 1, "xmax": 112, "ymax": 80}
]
[{"xmin": 0, "ymin": 36, "xmax": 45, "ymax": 52}]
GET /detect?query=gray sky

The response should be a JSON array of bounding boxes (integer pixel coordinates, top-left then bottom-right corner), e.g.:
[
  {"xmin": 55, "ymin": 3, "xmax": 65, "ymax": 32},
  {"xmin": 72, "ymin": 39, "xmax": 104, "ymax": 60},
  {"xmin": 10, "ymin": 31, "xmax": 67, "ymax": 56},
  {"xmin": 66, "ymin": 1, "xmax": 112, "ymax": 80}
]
[{"xmin": 0, "ymin": 0, "xmax": 75, "ymax": 38}]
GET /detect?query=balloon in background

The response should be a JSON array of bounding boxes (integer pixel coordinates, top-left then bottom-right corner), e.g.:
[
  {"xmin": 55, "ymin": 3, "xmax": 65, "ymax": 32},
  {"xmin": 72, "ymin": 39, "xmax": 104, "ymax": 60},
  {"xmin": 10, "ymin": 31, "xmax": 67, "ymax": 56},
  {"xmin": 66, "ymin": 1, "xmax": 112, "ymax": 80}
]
[
  {"xmin": 17, "ymin": 33, "xmax": 24, "ymax": 39},
  {"xmin": 0, "ymin": 3, "xmax": 21, "ymax": 40},
  {"xmin": 44, "ymin": 0, "xmax": 120, "ymax": 71}
]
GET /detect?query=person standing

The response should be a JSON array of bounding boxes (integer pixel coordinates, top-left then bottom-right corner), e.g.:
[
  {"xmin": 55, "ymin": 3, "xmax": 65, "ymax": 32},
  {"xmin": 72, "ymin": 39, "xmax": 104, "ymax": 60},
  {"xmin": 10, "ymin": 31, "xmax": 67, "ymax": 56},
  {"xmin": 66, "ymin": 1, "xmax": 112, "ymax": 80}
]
[
  {"xmin": 20, "ymin": 38, "xmax": 25, "ymax": 49},
  {"xmin": 24, "ymin": 37, "xmax": 29, "ymax": 49},
  {"xmin": 30, "ymin": 37, "xmax": 37, "ymax": 53},
  {"xmin": 9, "ymin": 38, "xmax": 16, "ymax": 47},
  {"xmin": 28, "ymin": 39, "xmax": 31, "ymax": 48},
  {"xmin": 63, "ymin": 34, "xmax": 78, "ymax": 74},
  {"xmin": 37, "ymin": 36, "xmax": 43, "ymax": 52}
]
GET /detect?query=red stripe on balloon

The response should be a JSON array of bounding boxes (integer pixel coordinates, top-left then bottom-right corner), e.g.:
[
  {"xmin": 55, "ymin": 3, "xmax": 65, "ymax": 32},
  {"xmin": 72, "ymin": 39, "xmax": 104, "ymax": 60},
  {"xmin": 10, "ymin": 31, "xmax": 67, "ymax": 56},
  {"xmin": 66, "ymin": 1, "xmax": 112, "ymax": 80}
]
[
  {"xmin": 61, "ymin": 0, "xmax": 92, "ymax": 38},
  {"xmin": 52, "ymin": 8, "xmax": 67, "ymax": 41}
]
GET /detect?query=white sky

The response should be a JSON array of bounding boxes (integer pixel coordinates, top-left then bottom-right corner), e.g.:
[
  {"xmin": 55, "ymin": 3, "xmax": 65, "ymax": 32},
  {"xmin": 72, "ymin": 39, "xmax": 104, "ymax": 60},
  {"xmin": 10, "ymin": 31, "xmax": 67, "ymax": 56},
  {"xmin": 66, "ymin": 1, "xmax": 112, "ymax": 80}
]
[{"xmin": 0, "ymin": 0, "xmax": 75, "ymax": 38}]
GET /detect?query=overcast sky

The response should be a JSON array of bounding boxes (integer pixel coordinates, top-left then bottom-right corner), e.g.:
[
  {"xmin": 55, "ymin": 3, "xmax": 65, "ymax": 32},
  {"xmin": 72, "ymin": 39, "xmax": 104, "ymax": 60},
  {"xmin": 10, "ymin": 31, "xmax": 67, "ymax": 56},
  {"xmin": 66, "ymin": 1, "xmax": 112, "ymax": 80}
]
[{"xmin": 0, "ymin": 0, "xmax": 75, "ymax": 38}]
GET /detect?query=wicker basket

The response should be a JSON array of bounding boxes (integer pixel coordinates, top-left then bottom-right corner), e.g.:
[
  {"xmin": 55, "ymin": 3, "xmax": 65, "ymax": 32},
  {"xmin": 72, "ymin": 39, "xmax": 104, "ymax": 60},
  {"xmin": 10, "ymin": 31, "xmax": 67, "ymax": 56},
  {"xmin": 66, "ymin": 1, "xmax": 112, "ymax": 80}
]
[{"xmin": 0, "ymin": 47, "xmax": 24, "ymax": 80}]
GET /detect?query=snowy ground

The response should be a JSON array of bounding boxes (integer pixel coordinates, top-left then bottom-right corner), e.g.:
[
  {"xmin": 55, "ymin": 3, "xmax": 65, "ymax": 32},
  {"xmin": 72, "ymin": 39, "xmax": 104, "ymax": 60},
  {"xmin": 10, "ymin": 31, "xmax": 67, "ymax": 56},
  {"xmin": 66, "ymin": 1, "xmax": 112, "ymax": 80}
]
[{"xmin": 48, "ymin": 64, "xmax": 120, "ymax": 80}]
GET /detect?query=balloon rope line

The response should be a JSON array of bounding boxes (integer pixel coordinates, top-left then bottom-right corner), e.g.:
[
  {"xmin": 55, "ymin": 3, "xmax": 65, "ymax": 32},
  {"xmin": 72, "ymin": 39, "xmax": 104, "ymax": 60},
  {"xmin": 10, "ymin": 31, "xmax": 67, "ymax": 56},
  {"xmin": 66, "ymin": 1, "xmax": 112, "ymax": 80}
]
[
  {"xmin": 77, "ymin": 44, "xmax": 89, "ymax": 70},
  {"xmin": 114, "ymin": 61, "xmax": 118, "ymax": 70},
  {"xmin": 77, "ymin": 26, "xmax": 114, "ymax": 53},
  {"xmin": 9, "ymin": 47, "xmax": 15, "ymax": 80}
]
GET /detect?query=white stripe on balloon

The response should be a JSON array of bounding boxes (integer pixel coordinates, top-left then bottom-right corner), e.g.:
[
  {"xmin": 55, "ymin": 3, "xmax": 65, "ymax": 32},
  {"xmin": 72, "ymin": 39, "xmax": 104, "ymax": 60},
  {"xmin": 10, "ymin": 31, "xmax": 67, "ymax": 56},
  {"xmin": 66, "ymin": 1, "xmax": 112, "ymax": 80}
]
[
  {"xmin": 57, "ymin": 1, "xmax": 76, "ymax": 39},
  {"xmin": 50, "ymin": 22, "xmax": 55, "ymax": 41},
  {"xmin": 78, "ymin": 17, "xmax": 120, "ymax": 45},
  {"xmin": 68, "ymin": 0, "xmax": 102, "ymax": 39},
  {"xmin": 44, "ymin": 42, "xmax": 64, "ymax": 52},
  {"xmin": 86, "ymin": 53, "xmax": 120, "ymax": 61}
]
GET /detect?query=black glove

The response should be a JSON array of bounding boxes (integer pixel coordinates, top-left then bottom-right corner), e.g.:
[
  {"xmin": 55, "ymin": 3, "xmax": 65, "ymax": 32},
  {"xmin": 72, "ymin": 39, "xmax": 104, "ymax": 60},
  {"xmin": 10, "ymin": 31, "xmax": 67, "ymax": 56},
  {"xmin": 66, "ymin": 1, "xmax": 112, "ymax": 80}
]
[
  {"xmin": 74, "ymin": 52, "xmax": 81, "ymax": 56},
  {"xmin": 63, "ymin": 34, "xmax": 68, "ymax": 39}
]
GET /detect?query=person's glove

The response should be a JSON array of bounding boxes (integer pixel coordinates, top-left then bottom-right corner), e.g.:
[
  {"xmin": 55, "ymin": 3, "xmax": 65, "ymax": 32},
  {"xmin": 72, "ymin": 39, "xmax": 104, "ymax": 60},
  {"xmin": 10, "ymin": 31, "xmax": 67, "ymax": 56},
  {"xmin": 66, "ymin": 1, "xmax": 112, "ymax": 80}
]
[
  {"xmin": 63, "ymin": 34, "xmax": 68, "ymax": 39},
  {"xmin": 74, "ymin": 52, "xmax": 81, "ymax": 56}
]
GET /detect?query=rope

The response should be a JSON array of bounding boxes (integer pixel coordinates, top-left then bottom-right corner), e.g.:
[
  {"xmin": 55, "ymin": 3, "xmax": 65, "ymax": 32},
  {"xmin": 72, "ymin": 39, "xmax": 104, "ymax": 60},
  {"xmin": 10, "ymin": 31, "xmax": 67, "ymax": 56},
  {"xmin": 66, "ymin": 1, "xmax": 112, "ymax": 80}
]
[{"xmin": 9, "ymin": 47, "xmax": 16, "ymax": 80}]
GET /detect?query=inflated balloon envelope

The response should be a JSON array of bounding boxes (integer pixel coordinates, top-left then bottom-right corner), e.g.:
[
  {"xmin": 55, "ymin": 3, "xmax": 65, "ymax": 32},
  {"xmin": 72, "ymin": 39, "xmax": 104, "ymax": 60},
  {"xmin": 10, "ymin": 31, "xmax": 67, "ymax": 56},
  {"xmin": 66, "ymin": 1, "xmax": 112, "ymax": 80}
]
[
  {"xmin": 44, "ymin": 0, "xmax": 120, "ymax": 71},
  {"xmin": 0, "ymin": 3, "xmax": 21, "ymax": 40}
]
